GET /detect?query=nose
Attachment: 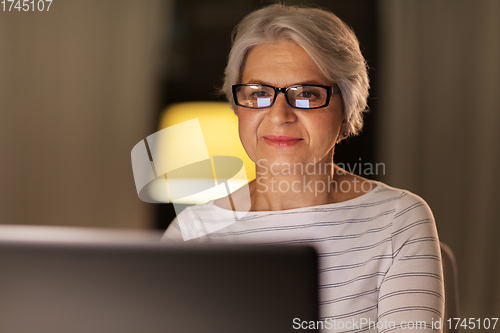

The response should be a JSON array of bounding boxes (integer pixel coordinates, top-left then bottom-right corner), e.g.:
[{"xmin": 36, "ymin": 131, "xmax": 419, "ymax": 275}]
[{"xmin": 267, "ymin": 93, "xmax": 297, "ymax": 124}]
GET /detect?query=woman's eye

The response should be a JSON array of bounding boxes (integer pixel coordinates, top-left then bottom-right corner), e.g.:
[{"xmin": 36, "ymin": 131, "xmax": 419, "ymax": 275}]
[
  {"xmin": 250, "ymin": 91, "xmax": 270, "ymax": 98},
  {"xmin": 298, "ymin": 91, "xmax": 317, "ymax": 99}
]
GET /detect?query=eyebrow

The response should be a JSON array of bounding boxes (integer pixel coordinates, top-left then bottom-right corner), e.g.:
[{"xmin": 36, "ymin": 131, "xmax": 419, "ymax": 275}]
[{"xmin": 241, "ymin": 79, "xmax": 329, "ymax": 86}]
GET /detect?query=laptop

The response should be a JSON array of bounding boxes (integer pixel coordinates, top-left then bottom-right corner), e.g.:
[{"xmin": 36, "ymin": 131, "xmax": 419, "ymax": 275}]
[{"xmin": 0, "ymin": 225, "xmax": 318, "ymax": 333}]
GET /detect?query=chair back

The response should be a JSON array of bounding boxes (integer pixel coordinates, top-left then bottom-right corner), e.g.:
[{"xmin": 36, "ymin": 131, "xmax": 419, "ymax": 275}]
[{"xmin": 441, "ymin": 242, "xmax": 460, "ymax": 333}]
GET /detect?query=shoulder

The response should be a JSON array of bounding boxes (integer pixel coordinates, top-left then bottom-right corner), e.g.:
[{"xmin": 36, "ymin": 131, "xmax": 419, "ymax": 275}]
[
  {"xmin": 358, "ymin": 181, "xmax": 437, "ymax": 239},
  {"xmin": 161, "ymin": 216, "xmax": 182, "ymax": 242},
  {"xmin": 366, "ymin": 181, "xmax": 433, "ymax": 214},
  {"xmin": 376, "ymin": 183, "xmax": 440, "ymax": 253},
  {"xmin": 161, "ymin": 203, "xmax": 216, "ymax": 242},
  {"xmin": 381, "ymin": 183, "xmax": 435, "ymax": 222},
  {"xmin": 163, "ymin": 201, "xmax": 240, "ymax": 242}
]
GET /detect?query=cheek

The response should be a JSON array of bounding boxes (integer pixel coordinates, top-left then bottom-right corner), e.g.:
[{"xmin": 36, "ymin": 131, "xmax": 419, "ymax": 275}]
[
  {"xmin": 316, "ymin": 102, "xmax": 343, "ymax": 142},
  {"xmin": 237, "ymin": 110, "xmax": 261, "ymax": 157},
  {"xmin": 237, "ymin": 110, "xmax": 253, "ymax": 140},
  {"xmin": 305, "ymin": 113, "xmax": 341, "ymax": 142}
]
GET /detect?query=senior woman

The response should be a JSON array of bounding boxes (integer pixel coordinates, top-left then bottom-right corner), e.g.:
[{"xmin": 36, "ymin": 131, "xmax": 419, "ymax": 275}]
[{"xmin": 163, "ymin": 4, "xmax": 444, "ymax": 332}]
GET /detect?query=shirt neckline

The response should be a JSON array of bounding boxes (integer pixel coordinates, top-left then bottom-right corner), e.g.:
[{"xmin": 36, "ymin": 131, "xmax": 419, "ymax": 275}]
[{"xmin": 207, "ymin": 180, "xmax": 384, "ymax": 215}]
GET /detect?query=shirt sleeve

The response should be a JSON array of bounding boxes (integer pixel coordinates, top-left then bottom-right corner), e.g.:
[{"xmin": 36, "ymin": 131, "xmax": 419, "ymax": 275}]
[
  {"xmin": 377, "ymin": 191, "xmax": 445, "ymax": 332},
  {"xmin": 161, "ymin": 217, "xmax": 184, "ymax": 242}
]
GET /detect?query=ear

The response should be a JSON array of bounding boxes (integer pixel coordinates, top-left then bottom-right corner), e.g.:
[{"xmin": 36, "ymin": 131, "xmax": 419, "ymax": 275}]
[{"xmin": 336, "ymin": 121, "xmax": 350, "ymax": 143}]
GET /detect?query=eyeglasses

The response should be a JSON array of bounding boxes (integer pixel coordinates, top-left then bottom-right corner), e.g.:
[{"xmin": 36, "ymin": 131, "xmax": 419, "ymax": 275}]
[{"xmin": 232, "ymin": 84, "xmax": 341, "ymax": 109}]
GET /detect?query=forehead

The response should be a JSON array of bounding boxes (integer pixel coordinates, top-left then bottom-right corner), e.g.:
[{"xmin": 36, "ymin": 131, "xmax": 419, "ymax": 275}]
[{"xmin": 241, "ymin": 41, "xmax": 329, "ymax": 86}]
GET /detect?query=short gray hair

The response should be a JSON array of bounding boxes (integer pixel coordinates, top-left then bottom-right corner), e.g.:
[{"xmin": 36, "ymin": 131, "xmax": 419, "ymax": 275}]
[{"xmin": 221, "ymin": 4, "xmax": 369, "ymax": 135}]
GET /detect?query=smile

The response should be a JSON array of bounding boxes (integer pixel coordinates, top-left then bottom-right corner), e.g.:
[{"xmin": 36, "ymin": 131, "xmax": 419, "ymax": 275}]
[{"xmin": 263, "ymin": 135, "xmax": 303, "ymax": 148}]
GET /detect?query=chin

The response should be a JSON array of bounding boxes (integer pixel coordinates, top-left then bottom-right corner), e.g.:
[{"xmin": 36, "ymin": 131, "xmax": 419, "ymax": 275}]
[{"xmin": 255, "ymin": 155, "xmax": 312, "ymax": 174}]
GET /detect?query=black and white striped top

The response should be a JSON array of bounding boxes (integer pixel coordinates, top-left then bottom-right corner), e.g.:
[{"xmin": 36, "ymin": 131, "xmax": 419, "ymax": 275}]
[{"xmin": 163, "ymin": 181, "xmax": 444, "ymax": 332}]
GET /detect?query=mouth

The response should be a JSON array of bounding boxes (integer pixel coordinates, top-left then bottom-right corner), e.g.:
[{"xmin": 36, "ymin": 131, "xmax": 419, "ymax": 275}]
[{"xmin": 263, "ymin": 135, "xmax": 303, "ymax": 148}]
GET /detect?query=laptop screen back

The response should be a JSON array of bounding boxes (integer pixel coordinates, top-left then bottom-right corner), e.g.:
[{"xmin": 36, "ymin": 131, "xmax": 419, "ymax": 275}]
[{"xmin": 0, "ymin": 225, "xmax": 318, "ymax": 333}]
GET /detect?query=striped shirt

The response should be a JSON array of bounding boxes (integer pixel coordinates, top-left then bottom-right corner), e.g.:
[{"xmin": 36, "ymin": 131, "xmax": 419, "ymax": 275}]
[{"xmin": 162, "ymin": 181, "xmax": 444, "ymax": 332}]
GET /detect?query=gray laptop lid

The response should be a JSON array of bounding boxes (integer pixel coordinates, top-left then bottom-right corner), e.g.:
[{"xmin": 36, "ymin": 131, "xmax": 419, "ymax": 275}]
[{"xmin": 0, "ymin": 225, "xmax": 318, "ymax": 333}]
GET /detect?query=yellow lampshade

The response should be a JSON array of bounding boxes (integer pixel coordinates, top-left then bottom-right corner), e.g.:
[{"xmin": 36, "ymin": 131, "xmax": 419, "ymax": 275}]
[{"xmin": 147, "ymin": 102, "xmax": 255, "ymax": 204}]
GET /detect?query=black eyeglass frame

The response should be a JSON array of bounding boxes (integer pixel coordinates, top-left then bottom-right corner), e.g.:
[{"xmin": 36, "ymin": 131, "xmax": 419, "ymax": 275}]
[{"xmin": 232, "ymin": 84, "xmax": 341, "ymax": 110}]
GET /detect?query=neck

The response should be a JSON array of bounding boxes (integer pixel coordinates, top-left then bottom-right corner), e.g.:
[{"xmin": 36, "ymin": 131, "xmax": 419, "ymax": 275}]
[{"xmin": 250, "ymin": 158, "xmax": 342, "ymax": 211}]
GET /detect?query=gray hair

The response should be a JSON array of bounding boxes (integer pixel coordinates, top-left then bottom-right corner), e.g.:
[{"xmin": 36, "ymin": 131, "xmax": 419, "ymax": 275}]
[{"xmin": 221, "ymin": 4, "xmax": 369, "ymax": 135}]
